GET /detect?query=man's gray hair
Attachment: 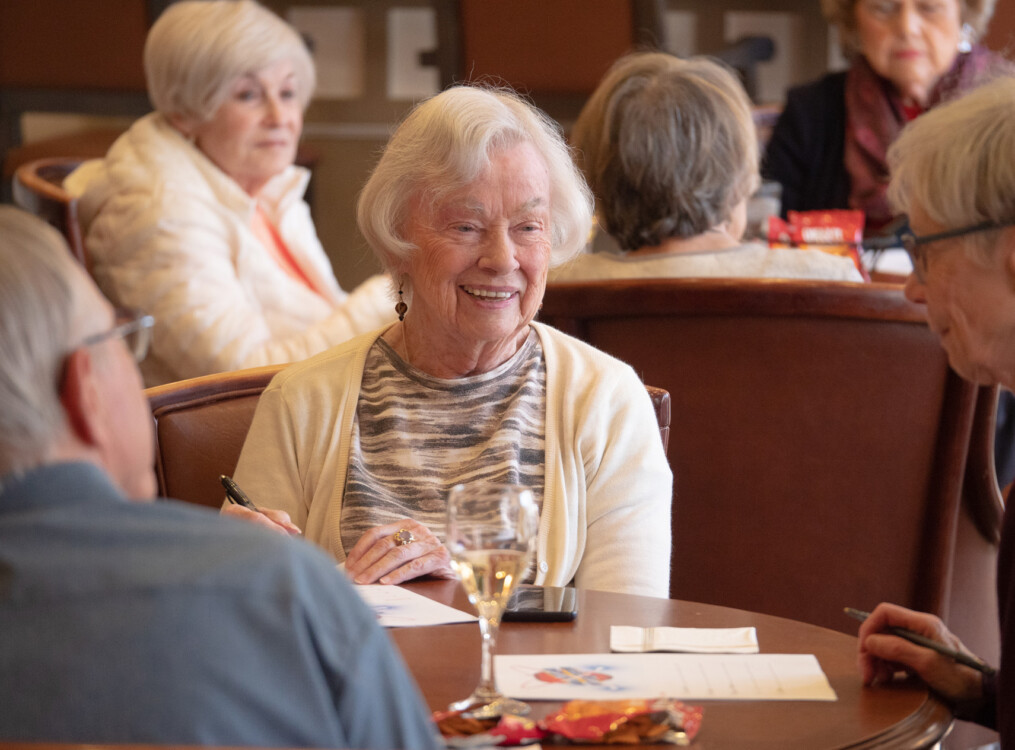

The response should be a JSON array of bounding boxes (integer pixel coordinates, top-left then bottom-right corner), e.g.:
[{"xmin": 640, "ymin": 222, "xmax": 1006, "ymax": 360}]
[
  {"xmin": 356, "ymin": 84, "xmax": 594, "ymax": 278},
  {"xmin": 571, "ymin": 52, "xmax": 759, "ymax": 251},
  {"xmin": 144, "ymin": 0, "xmax": 315, "ymax": 123},
  {"xmin": 888, "ymin": 75, "xmax": 1015, "ymax": 260},
  {"xmin": 0, "ymin": 208, "xmax": 82, "ymax": 477}
]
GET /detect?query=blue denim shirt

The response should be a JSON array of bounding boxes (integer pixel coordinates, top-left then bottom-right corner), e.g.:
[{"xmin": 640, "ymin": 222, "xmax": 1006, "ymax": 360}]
[{"xmin": 0, "ymin": 462, "xmax": 439, "ymax": 749}]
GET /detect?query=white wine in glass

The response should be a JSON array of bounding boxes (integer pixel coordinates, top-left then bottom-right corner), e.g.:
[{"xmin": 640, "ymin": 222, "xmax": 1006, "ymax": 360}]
[{"xmin": 445, "ymin": 483, "xmax": 538, "ymax": 718}]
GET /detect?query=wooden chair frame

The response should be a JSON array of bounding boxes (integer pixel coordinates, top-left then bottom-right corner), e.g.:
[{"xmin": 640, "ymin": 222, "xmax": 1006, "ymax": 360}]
[{"xmin": 11, "ymin": 157, "xmax": 86, "ymax": 265}]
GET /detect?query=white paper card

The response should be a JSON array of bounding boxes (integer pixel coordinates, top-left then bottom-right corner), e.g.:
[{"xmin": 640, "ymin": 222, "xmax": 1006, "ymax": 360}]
[
  {"xmin": 611, "ymin": 625, "xmax": 759, "ymax": 654},
  {"xmin": 495, "ymin": 653, "xmax": 837, "ymax": 701},
  {"xmin": 354, "ymin": 584, "xmax": 477, "ymax": 628}
]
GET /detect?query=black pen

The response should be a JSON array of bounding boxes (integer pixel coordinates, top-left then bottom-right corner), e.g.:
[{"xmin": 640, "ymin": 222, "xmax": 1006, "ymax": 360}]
[
  {"xmin": 220, "ymin": 474, "xmax": 260, "ymax": 512},
  {"xmin": 844, "ymin": 607, "xmax": 996, "ymax": 676},
  {"xmin": 221, "ymin": 475, "xmax": 302, "ymax": 535}
]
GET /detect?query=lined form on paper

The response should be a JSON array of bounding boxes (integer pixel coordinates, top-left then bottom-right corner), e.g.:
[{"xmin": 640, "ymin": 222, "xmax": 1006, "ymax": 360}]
[
  {"xmin": 495, "ymin": 653, "xmax": 836, "ymax": 701},
  {"xmin": 354, "ymin": 584, "xmax": 477, "ymax": 628}
]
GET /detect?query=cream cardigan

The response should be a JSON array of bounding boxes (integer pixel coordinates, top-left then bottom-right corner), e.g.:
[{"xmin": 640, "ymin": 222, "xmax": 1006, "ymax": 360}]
[{"xmin": 234, "ymin": 322, "xmax": 673, "ymax": 598}]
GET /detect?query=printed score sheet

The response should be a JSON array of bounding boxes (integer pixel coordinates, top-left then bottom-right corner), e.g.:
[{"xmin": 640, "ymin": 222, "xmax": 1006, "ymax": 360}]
[{"xmin": 495, "ymin": 653, "xmax": 837, "ymax": 701}]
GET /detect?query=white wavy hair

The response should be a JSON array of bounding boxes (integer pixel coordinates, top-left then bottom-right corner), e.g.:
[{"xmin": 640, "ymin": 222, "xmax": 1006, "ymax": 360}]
[
  {"xmin": 144, "ymin": 0, "xmax": 315, "ymax": 122},
  {"xmin": 356, "ymin": 85, "xmax": 594, "ymax": 282},
  {"xmin": 888, "ymin": 75, "xmax": 1015, "ymax": 261}
]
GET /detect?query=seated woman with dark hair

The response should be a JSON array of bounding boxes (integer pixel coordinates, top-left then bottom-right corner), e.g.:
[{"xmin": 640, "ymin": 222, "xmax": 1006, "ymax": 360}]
[
  {"xmin": 552, "ymin": 52, "xmax": 863, "ymax": 282},
  {"xmin": 763, "ymin": 0, "xmax": 1006, "ymax": 231}
]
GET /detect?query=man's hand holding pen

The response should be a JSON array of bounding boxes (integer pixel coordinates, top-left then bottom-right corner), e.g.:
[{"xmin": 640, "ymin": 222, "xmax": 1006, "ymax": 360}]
[
  {"xmin": 220, "ymin": 475, "xmax": 302, "ymax": 536},
  {"xmin": 856, "ymin": 602, "xmax": 988, "ymax": 708}
]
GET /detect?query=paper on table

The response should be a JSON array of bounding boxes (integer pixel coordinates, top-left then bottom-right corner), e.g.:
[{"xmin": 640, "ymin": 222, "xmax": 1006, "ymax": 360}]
[
  {"xmin": 495, "ymin": 653, "xmax": 837, "ymax": 701},
  {"xmin": 354, "ymin": 584, "xmax": 477, "ymax": 628},
  {"xmin": 611, "ymin": 625, "xmax": 759, "ymax": 653}
]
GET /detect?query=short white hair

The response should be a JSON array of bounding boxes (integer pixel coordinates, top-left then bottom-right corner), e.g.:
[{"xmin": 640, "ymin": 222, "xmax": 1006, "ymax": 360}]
[
  {"xmin": 144, "ymin": 0, "xmax": 315, "ymax": 122},
  {"xmin": 0, "ymin": 208, "xmax": 85, "ymax": 477},
  {"xmin": 888, "ymin": 75, "xmax": 1015, "ymax": 259},
  {"xmin": 357, "ymin": 85, "xmax": 594, "ymax": 276}
]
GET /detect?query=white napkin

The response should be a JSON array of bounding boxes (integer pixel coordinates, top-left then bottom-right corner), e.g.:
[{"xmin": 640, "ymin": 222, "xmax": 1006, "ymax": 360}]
[{"xmin": 610, "ymin": 625, "xmax": 759, "ymax": 653}]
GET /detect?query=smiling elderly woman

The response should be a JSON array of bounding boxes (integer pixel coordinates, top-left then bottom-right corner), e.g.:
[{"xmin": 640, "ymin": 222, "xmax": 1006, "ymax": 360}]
[
  {"xmin": 852, "ymin": 76, "xmax": 1015, "ymax": 743},
  {"xmin": 225, "ymin": 85, "xmax": 673, "ymax": 598},
  {"xmin": 66, "ymin": 0, "xmax": 393, "ymax": 386}
]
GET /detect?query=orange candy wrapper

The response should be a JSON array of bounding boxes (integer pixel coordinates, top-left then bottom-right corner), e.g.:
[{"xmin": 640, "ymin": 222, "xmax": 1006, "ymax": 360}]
[
  {"xmin": 435, "ymin": 699, "xmax": 703, "ymax": 747},
  {"xmin": 767, "ymin": 210, "xmax": 869, "ymax": 281}
]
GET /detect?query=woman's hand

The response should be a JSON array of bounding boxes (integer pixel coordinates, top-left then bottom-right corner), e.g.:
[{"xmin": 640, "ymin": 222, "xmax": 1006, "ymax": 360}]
[
  {"xmin": 344, "ymin": 519, "xmax": 456, "ymax": 585},
  {"xmin": 220, "ymin": 504, "xmax": 303, "ymax": 536},
  {"xmin": 857, "ymin": 602, "xmax": 985, "ymax": 706}
]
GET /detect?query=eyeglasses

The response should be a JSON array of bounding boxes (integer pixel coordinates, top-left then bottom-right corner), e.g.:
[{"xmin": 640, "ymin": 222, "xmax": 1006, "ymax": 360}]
[
  {"xmin": 79, "ymin": 308, "xmax": 155, "ymax": 363},
  {"xmin": 870, "ymin": 216, "xmax": 1015, "ymax": 281}
]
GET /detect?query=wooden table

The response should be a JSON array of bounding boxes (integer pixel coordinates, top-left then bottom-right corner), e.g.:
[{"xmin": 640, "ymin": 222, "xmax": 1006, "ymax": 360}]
[{"xmin": 393, "ymin": 581, "xmax": 952, "ymax": 749}]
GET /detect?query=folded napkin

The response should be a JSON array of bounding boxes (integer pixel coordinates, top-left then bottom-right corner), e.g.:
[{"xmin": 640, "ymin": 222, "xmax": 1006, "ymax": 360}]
[{"xmin": 610, "ymin": 625, "xmax": 759, "ymax": 654}]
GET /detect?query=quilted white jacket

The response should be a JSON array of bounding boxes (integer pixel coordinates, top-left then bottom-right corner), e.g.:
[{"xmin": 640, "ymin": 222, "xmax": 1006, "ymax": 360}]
[{"xmin": 68, "ymin": 113, "xmax": 395, "ymax": 386}]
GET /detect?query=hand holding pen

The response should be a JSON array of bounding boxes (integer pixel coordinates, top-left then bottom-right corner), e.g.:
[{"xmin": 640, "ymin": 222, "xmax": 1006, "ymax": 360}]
[
  {"xmin": 851, "ymin": 603, "xmax": 992, "ymax": 708},
  {"xmin": 220, "ymin": 475, "xmax": 302, "ymax": 536}
]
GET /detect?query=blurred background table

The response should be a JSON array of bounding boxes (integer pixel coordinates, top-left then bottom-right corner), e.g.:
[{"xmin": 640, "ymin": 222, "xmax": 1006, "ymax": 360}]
[{"xmin": 396, "ymin": 581, "xmax": 951, "ymax": 750}]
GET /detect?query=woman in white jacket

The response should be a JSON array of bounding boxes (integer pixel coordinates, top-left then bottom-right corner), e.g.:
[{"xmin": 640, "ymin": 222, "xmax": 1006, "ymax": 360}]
[{"xmin": 67, "ymin": 0, "xmax": 393, "ymax": 386}]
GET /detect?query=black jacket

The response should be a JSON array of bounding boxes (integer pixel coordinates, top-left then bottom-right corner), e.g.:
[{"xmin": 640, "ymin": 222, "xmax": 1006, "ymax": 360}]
[{"xmin": 762, "ymin": 72, "xmax": 850, "ymax": 216}]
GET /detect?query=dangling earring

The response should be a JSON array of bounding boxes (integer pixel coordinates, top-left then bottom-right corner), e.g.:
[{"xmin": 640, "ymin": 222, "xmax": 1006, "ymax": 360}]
[
  {"xmin": 395, "ymin": 279, "xmax": 407, "ymax": 322},
  {"xmin": 958, "ymin": 23, "xmax": 975, "ymax": 53}
]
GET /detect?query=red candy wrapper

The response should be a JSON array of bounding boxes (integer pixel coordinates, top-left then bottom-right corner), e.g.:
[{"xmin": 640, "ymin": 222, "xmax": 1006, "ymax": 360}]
[
  {"xmin": 543, "ymin": 699, "xmax": 702, "ymax": 745},
  {"xmin": 434, "ymin": 699, "xmax": 703, "ymax": 747},
  {"xmin": 767, "ymin": 210, "xmax": 869, "ymax": 281},
  {"xmin": 434, "ymin": 711, "xmax": 543, "ymax": 747}
]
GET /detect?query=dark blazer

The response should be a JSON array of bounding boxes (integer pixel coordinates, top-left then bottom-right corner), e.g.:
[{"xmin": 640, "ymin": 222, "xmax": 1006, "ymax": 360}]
[{"xmin": 762, "ymin": 72, "xmax": 850, "ymax": 216}]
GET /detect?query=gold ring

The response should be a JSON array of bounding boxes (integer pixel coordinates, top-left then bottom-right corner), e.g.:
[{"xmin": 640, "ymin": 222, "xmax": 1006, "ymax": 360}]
[{"xmin": 393, "ymin": 528, "xmax": 414, "ymax": 546}]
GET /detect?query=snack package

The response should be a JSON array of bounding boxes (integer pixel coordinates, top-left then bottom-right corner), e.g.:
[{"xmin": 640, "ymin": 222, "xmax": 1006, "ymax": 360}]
[
  {"xmin": 434, "ymin": 698, "xmax": 703, "ymax": 747},
  {"xmin": 542, "ymin": 699, "xmax": 703, "ymax": 745},
  {"xmin": 767, "ymin": 210, "xmax": 869, "ymax": 280},
  {"xmin": 434, "ymin": 711, "xmax": 543, "ymax": 748}
]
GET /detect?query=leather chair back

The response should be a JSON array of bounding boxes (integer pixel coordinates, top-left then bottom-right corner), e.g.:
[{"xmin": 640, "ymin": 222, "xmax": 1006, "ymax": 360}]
[
  {"xmin": 147, "ymin": 365, "xmax": 286, "ymax": 510},
  {"xmin": 540, "ymin": 278, "xmax": 1001, "ymax": 649}
]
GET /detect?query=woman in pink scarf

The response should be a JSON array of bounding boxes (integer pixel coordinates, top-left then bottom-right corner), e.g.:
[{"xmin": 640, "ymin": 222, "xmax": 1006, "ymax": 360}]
[{"xmin": 762, "ymin": 0, "xmax": 1006, "ymax": 233}]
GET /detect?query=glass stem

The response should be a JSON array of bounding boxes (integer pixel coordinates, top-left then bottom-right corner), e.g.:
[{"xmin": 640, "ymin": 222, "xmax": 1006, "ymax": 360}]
[{"xmin": 477, "ymin": 615, "xmax": 500, "ymax": 697}]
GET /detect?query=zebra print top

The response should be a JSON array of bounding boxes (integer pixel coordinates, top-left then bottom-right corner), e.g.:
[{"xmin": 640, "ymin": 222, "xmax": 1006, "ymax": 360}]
[{"xmin": 340, "ymin": 330, "xmax": 547, "ymax": 552}]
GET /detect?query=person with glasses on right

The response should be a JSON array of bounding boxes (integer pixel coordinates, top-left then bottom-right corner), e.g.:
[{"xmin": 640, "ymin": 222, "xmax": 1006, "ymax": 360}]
[{"xmin": 856, "ymin": 75, "xmax": 1015, "ymax": 746}]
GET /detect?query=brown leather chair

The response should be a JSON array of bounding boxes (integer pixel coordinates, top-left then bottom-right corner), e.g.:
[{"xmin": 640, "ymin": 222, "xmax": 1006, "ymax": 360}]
[
  {"xmin": 540, "ymin": 277, "xmax": 1001, "ymax": 659},
  {"xmin": 146, "ymin": 364, "xmax": 287, "ymax": 510},
  {"xmin": 11, "ymin": 157, "xmax": 86, "ymax": 265},
  {"xmin": 147, "ymin": 364, "xmax": 671, "ymax": 509}
]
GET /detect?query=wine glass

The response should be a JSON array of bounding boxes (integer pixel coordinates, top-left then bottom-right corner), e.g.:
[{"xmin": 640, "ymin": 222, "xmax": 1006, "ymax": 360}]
[{"xmin": 445, "ymin": 482, "xmax": 539, "ymax": 718}]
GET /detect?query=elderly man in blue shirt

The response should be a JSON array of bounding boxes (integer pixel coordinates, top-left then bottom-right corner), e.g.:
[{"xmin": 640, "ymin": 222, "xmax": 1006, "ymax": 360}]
[{"xmin": 0, "ymin": 205, "xmax": 439, "ymax": 749}]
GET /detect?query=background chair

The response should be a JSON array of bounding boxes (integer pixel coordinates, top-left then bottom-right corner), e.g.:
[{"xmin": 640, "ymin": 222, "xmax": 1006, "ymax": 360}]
[
  {"xmin": 11, "ymin": 157, "xmax": 86, "ymax": 264},
  {"xmin": 539, "ymin": 277, "xmax": 1001, "ymax": 666},
  {"xmin": 146, "ymin": 364, "xmax": 286, "ymax": 510},
  {"xmin": 147, "ymin": 364, "xmax": 671, "ymax": 509}
]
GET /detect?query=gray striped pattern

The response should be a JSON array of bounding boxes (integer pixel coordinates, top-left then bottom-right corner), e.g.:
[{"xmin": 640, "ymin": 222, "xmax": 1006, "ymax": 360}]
[{"xmin": 340, "ymin": 331, "xmax": 547, "ymax": 553}]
